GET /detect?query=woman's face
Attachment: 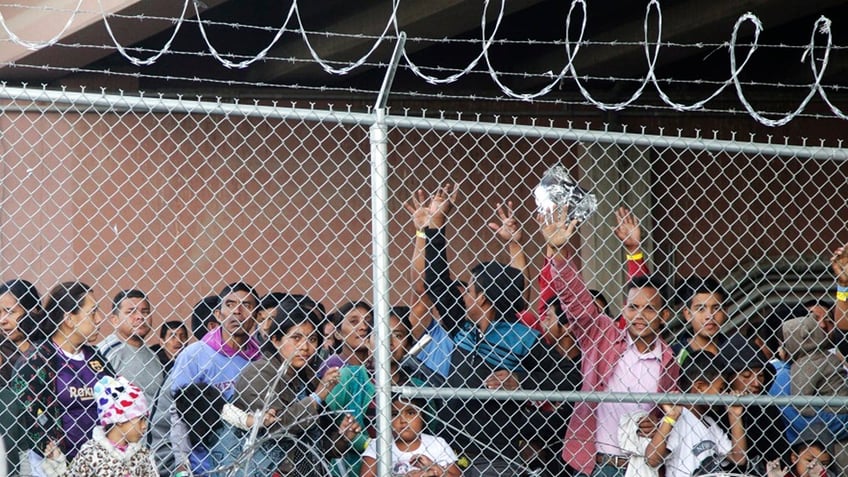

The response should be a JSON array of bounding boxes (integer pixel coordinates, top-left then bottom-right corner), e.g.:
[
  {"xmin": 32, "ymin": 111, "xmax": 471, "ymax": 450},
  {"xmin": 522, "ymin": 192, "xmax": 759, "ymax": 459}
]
[
  {"xmin": 0, "ymin": 292, "xmax": 27, "ymax": 344},
  {"xmin": 71, "ymin": 293, "xmax": 104, "ymax": 341},
  {"xmin": 335, "ymin": 307, "xmax": 371, "ymax": 354},
  {"xmin": 274, "ymin": 322, "xmax": 319, "ymax": 369}
]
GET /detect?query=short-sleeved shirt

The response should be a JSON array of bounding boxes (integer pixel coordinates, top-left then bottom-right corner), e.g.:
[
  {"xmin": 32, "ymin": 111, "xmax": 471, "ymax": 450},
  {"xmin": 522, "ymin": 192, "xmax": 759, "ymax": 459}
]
[
  {"xmin": 664, "ymin": 408, "xmax": 732, "ymax": 477},
  {"xmin": 362, "ymin": 433, "xmax": 457, "ymax": 475}
]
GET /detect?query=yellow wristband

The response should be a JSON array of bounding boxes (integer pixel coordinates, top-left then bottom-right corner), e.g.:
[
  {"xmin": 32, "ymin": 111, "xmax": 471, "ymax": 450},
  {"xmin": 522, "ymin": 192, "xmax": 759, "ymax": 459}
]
[
  {"xmin": 415, "ymin": 230, "xmax": 426, "ymax": 239},
  {"xmin": 662, "ymin": 416, "xmax": 677, "ymax": 426},
  {"xmin": 837, "ymin": 291, "xmax": 848, "ymax": 302},
  {"xmin": 626, "ymin": 251, "xmax": 644, "ymax": 261}
]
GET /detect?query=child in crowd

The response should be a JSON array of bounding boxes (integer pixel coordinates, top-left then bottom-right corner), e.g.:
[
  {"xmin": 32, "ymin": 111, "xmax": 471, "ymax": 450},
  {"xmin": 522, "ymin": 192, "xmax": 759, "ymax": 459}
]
[
  {"xmin": 766, "ymin": 433, "xmax": 834, "ymax": 477},
  {"xmin": 42, "ymin": 375, "xmax": 158, "ymax": 476},
  {"xmin": 646, "ymin": 350, "xmax": 747, "ymax": 477},
  {"xmin": 359, "ymin": 395, "xmax": 461, "ymax": 477}
]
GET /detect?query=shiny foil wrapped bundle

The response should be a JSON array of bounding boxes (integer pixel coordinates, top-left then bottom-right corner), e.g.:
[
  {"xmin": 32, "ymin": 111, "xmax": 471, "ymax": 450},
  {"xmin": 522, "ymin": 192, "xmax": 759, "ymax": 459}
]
[{"xmin": 533, "ymin": 165, "xmax": 597, "ymax": 224}]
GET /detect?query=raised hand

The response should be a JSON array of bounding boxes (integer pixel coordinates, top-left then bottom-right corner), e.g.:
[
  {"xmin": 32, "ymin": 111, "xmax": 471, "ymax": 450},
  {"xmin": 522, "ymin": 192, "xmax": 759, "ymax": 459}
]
[
  {"xmin": 427, "ymin": 184, "xmax": 458, "ymax": 228},
  {"xmin": 488, "ymin": 201, "xmax": 524, "ymax": 243},
  {"xmin": 404, "ymin": 189, "xmax": 431, "ymax": 231},
  {"xmin": 339, "ymin": 414, "xmax": 362, "ymax": 441},
  {"xmin": 831, "ymin": 245, "xmax": 848, "ymax": 286},
  {"xmin": 765, "ymin": 459, "xmax": 788, "ymax": 477},
  {"xmin": 614, "ymin": 207, "xmax": 642, "ymax": 254},
  {"xmin": 403, "ymin": 184, "xmax": 459, "ymax": 230},
  {"xmin": 316, "ymin": 366, "xmax": 341, "ymax": 399},
  {"xmin": 538, "ymin": 207, "xmax": 579, "ymax": 249}
]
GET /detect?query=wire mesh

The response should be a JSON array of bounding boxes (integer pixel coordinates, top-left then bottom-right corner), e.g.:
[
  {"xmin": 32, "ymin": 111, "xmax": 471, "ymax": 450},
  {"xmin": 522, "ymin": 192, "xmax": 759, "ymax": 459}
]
[{"xmin": 0, "ymin": 86, "xmax": 847, "ymax": 477}]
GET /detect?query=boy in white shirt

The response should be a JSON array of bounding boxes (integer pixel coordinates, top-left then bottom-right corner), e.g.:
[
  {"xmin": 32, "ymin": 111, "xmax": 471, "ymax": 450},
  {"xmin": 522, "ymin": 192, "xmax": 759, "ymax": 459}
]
[
  {"xmin": 360, "ymin": 396, "xmax": 461, "ymax": 477},
  {"xmin": 646, "ymin": 350, "xmax": 747, "ymax": 477}
]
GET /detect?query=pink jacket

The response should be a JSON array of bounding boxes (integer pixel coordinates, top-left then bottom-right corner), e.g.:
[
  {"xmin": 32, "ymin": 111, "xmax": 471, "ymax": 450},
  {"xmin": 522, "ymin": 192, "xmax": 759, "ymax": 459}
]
[{"xmin": 550, "ymin": 257, "xmax": 679, "ymax": 476}]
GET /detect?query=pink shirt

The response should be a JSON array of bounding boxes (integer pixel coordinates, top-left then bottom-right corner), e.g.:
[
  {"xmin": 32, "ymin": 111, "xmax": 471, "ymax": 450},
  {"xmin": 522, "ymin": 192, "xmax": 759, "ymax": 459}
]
[
  {"xmin": 594, "ymin": 336, "xmax": 663, "ymax": 455},
  {"xmin": 549, "ymin": 257, "xmax": 680, "ymax": 476}
]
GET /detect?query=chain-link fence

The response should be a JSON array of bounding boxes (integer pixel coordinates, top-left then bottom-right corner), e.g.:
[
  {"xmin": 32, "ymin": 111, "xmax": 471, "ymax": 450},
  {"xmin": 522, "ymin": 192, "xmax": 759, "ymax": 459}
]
[{"xmin": 1, "ymin": 85, "xmax": 848, "ymax": 477}]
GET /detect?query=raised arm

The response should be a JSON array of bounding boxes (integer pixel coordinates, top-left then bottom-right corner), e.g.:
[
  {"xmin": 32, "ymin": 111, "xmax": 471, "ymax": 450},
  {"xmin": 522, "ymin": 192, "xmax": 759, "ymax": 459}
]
[
  {"xmin": 489, "ymin": 201, "xmax": 531, "ymax": 303},
  {"xmin": 538, "ymin": 209, "xmax": 599, "ymax": 341},
  {"xmin": 422, "ymin": 185, "xmax": 466, "ymax": 334},
  {"xmin": 614, "ymin": 207, "xmax": 650, "ymax": 280},
  {"xmin": 404, "ymin": 189, "xmax": 434, "ymax": 339}
]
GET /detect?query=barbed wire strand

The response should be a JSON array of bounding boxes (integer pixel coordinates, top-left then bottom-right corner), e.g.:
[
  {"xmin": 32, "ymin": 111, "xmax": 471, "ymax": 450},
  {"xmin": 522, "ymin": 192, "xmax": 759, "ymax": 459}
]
[{"xmin": 1, "ymin": 0, "xmax": 845, "ymax": 125}]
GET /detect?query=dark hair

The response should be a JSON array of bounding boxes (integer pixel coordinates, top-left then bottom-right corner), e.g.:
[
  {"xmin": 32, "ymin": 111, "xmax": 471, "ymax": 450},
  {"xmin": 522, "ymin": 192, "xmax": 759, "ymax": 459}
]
[
  {"xmin": 111, "ymin": 289, "xmax": 148, "ymax": 314},
  {"xmin": 676, "ymin": 276, "xmax": 727, "ymax": 309},
  {"xmin": 791, "ymin": 435, "xmax": 831, "ymax": 456},
  {"xmin": 390, "ymin": 306, "xmax": 413, "ymax": 347},
  {"xmin": 391, "ymin": 305, "xmax": 411, "ymax": 324},
  {"xmin": 281, "ymin": 294, "xmax": 325, "ymax": 324},
  {"xmin": 174, "ymin": 384, "xmax": 226, "ymax": 448},
  {"xmin": 679, "ymin": 350, "xmax": 723, "ymax": 392},
  {"xmin": 267, "ymin": 299, "xmax": 323, "ymax": 343},
  {"xmin": 624, "ymin": 275, "xmax": 669, "ymax": 308},
  {"xmin": 0, "ymin": 279, "xmax": 44, "ymax": 341},
  {"xmin": 191, "ymin": 295, "xmax": 220, "ymax": 340},
  {"xmin": 544, "ymin": 294, "xmax": 568, "ymax": 324},
  {"xmin": 260, "ymin": 292, "xmax": 290, "ymax": 311},
  {"xmin": 328, "ymin": 301, "xmax": 372, "ymax": 353},
  {"xmin": 43, "ymin": 282, "xmax": 92, "ymax": 338},
  {"xmin": 588, "ymin": 289, "xmax": 611, "ymax": 316},
  {"xmin": 217, "ymin": 282, "xmax": 261, "ymax": 309},
  {"xmin": 391, "ymin": 393, "xmax": 428, "ymax": 413},
  {"xmin": 329, "ymin": 301, "xmax": 372, "ymax": 326},
  {"xmin": 159, "ymin": 320, "xmax": 188, "ymax": 341},
  {"xmin": 469, "ymin": 261, "xmax": 528, "ymax": 317}
]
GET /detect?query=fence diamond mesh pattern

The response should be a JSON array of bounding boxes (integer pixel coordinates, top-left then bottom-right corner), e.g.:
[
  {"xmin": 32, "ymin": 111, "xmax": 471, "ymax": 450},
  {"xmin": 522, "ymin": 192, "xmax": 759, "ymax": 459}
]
[{"xmin": 0, "ymin": 88, "xmax": 847, "ymax": 477}]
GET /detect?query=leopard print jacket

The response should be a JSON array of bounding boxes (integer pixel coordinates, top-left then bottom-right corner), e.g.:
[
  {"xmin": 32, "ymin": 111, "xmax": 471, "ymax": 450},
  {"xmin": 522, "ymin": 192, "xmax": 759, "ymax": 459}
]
[{"xmin": 65, "ymin": 427, "xmax": 158, "ymax": 477}]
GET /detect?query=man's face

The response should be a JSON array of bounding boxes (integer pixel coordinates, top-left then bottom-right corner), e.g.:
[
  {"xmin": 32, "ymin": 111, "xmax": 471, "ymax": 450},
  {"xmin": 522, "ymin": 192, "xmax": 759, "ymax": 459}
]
[
  {"xmin": 112, "ymin": 297, "xmax": 152, "ymax": 342},
  {"xmin": 684, "ymin": 292, "xmax": 727, "ymax": 339},
  {"xmin": 219, "ymin": 291, "xmax": 258, "ymax": 340},
  {"xmin": 622, "ymin": 286, "xmax": 666, "ymax": 341}
]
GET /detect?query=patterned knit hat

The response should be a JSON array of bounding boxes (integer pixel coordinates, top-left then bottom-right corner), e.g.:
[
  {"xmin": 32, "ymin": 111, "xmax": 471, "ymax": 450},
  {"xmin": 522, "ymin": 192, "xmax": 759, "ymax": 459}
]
[{"xmin": 93, "ymin": 375, "xmax": 149, "ymax": 426}]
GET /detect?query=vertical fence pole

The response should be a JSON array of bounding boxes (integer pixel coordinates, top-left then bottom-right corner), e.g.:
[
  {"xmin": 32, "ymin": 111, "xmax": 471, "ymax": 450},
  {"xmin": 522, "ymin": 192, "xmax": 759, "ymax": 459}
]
[{"xmin": 371, "ymin": 32, "xmax": 406, "ymax": 477}]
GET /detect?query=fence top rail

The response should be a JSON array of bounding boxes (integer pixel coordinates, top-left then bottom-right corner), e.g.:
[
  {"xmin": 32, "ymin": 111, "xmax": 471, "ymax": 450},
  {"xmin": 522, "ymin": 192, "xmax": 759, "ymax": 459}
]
[
  {"xmin": 0, "ymin": 84, "xmax": 844, "ymax": 161},
  {"xmin": 395, "ymin": 386, "xmax": 848, "ymax": 408}
]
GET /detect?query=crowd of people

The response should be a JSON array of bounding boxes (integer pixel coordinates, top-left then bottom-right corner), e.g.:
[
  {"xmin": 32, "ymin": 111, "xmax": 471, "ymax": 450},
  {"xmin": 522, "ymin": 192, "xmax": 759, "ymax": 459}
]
[{"xmin": 0, "ymin": 185, "xmax": 847, "ymax": 477}]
